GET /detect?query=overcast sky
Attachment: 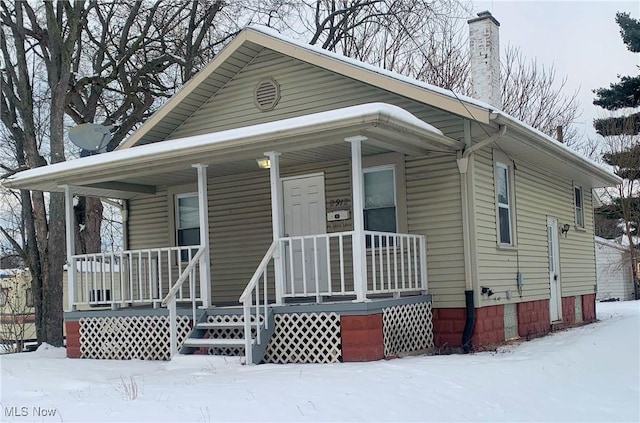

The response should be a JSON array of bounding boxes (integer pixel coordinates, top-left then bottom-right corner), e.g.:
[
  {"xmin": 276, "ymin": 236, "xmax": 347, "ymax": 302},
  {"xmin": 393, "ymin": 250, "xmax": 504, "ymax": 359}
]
[{"xmin": 473, "ymin": 0, "xmax": 639, "ymax": 141}]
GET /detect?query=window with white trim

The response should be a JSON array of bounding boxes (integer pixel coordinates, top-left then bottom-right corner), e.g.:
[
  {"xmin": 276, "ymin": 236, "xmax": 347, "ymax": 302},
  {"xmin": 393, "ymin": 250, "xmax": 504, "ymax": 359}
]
[
  {"xmin": 363, "ymin": 166, "xmax": 397, "ymax": 235},
  {"xmin": 175, "ymin": 193, "xmax": 200, "ymax": 259},
  {"xmin": 495, "ymin": 161, "xmax": 514, "ymax": 245},
  {"xmin": 574, "ymin": 185, "xmax": 584, "ymax": 228}
]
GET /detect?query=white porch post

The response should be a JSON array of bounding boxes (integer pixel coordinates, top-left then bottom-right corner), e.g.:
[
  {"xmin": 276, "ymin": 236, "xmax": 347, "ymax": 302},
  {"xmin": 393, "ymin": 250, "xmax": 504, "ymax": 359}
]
[
  {"xmin": 346, "ymin": 136, "xmax": 368, "ymax": 302},
  {"xmin": 265, "ymin": 151, "xmax": 284, "ymax": 305},
  {"xmin": 63, "ymin": 185, "xmax": 77, "ymax": 311},
  {"xmin": 193, "ymin": 164, "xmax": 211, "ymax": 308}
]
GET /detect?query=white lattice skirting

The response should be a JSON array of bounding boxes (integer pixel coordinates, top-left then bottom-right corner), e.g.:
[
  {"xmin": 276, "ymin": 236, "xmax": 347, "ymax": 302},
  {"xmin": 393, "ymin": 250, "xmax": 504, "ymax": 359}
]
[
  {"xmin": 264, "ymin": 312, "xmax": 341, "ymax": 364},
  {"xmin": 383, "ymin": 302, "xmax": 434, "ymax": 356},
  {"xmin": 79, "ymin": 315, "xmax": 191, "ymax": 360}
]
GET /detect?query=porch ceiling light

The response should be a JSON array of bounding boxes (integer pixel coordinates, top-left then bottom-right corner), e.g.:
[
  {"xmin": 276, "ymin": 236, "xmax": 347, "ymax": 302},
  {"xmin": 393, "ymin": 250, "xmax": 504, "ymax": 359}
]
[{"xmin": 256, "ymin": 157, "xmax": 271, "ymax": 169}]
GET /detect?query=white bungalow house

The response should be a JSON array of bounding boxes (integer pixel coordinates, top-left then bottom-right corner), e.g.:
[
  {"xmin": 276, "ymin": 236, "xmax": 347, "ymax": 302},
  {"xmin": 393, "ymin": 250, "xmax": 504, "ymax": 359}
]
[{"xmin": 3, "ymin": 13, "xmax": 620, "ymax": 363}]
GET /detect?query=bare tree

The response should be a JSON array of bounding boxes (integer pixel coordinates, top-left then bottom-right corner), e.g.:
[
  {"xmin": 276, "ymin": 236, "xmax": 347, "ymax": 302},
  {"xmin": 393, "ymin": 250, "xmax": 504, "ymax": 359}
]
[
  {"xmin": 283, "ymin": 1, "xmax": 579, "ymax": 142},
  {"xmin": 501, "ymin": 46, "xmax": 580, "ymax": 145},
  {"xmin": 0, "ymin": 0, "xmax": 290, "ymax": 346}
]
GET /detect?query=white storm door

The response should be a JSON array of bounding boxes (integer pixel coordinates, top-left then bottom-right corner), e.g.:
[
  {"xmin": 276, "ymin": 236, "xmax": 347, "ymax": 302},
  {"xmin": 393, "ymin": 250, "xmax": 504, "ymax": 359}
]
[
  {"xmin": 283, "ymin": 174, "xmax": 328, "ymax": 295},
  {"xmin": 547, "ymin": 216, "xmax": 562, "ymax": 322}
]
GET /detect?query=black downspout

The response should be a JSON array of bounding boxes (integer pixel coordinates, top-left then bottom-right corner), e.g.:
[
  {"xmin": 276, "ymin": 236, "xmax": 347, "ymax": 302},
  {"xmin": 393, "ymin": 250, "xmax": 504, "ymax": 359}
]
[{"xmin": 462, "ymin": 290, "xmax": 475, "ymax": 353}]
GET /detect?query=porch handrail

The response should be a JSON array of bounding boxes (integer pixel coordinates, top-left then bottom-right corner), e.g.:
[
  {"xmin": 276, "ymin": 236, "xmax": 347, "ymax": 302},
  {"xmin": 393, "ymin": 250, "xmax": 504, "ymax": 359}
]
[
  {"xmin": 161, "ymin": 246, "xmax": 206, "ymax": 307},
  {"xmin": 238, "ymin": 240, "xmax": 278, "ymax": 365},
  {"xmin": 162, "ymin": 246, "xmax": 205, "ymax": 358}
]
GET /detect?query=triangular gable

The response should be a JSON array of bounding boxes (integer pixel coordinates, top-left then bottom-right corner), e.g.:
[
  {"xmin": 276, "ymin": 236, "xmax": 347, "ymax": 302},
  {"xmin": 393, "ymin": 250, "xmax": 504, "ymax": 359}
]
[{"xmin": 120, "ymin": 26, "xmax": 491, "ymax": 149}]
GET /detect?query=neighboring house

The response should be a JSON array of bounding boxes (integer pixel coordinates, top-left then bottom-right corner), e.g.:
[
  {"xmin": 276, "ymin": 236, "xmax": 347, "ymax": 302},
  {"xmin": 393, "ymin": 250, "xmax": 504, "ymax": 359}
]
[
  {"xmin": 3, "ymin": 12, "xmax": 620, "ymax": 363},
  {"xmin": 595, "ymin": 237, "xmax": 634, "ymax": 301},
  {"xmin": 0, "ymin": 269, "xmax": 36, "ymax": 351}
]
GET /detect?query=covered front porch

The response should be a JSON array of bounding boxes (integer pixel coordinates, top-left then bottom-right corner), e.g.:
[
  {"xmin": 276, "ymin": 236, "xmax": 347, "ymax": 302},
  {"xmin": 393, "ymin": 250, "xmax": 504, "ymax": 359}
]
[{"xmin": 10, "ymin": 103, "xmax": 463, "ymax": 363}]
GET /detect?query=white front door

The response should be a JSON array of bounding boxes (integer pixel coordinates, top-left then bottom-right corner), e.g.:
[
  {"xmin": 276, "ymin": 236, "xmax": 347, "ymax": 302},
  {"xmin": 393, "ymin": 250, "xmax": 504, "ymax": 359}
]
[
  {"xmin": 283, "ymin": 174, "xmax": 328, "ymax": 295},
  {"xmin": 547, "ymin": 216, "xmax": 562, "ymax": 322}
]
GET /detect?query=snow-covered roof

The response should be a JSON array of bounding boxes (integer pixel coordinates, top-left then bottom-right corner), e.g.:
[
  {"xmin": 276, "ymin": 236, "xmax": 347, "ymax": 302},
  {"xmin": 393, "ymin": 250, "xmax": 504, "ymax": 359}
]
[
  {"xmin": 115, "ymin": 25, "xmax": 619, "ymax": 188},
  {"xmin": 2, "ymin": 25, "xmax": 621, "ymax": 193},
  {"xmin": 3, "ymin": 103, "xmax": 457, "ymax": 196},
  {"xmin": 595, "ymin": 236, "xmax": 629, "ymax": 252}
]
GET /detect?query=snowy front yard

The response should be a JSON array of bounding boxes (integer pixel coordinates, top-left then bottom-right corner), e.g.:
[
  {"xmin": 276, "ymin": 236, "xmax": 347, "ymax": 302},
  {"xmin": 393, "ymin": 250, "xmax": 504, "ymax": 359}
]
[{"xmin": 1, "ymin": 301, "xmax": 638, "ymax": 422}]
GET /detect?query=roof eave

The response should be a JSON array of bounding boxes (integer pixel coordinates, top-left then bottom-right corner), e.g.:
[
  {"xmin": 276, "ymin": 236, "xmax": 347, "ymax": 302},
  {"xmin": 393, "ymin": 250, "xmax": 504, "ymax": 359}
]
[{"xmin": 492, "ymin": 113, "xmax": 621, "ymax": 188}]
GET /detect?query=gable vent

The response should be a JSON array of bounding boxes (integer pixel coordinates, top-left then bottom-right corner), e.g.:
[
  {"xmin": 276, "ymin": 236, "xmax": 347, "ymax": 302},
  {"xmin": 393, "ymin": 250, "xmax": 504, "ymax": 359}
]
[{"xmin": 254, "ymin": 78, "xmax": 280, "ymax": 111}]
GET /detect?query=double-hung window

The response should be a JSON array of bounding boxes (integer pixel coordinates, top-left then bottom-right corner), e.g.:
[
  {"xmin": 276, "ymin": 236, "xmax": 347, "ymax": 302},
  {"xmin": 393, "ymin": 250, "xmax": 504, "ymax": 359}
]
[
  {"xmin": 574, "ymin": 186, "xmax": 584, "ymax": 228},
  {"xmin": 364, "ymin": 167, "xmax": 397, "ymax": 246},
  {"xmin": 175, "ymin": 193, "xmax": 200, "ymax": 260},
  {"xmin": 495, "ymin": 162, "xmax": 514, "ymax": 246}
]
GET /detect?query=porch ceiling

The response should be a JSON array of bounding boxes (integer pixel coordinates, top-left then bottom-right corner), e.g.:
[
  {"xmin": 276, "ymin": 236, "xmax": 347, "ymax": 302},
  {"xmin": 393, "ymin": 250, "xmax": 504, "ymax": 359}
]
[{"xmin": 4, "ymin": 103, "xmax": 463, "ymax": 199}]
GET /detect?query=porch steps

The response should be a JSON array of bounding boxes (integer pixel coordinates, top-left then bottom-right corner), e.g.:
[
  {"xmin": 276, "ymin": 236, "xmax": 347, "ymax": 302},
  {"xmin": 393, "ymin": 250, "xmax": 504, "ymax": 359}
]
[
  {"xmin": 182, "ymin": 338, "xmax": 246, "ymax": 348},
  {"xmin": 179, "ymin": 306, "xmax": 275, "ymax": 364},
  {"xmin": 195, "ymin": 321, "xmax": 245, "ymax": 329}
]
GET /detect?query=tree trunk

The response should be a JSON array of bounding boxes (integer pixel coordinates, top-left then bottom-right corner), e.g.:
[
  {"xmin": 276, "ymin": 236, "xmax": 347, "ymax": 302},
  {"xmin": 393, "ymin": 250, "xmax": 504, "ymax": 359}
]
[{"xmin": 75, "ymin": 197, "xmax": 104, "ymax": 254}]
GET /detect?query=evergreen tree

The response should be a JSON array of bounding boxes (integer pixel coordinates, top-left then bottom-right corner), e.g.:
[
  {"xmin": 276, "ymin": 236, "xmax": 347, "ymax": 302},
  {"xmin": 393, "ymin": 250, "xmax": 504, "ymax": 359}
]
[
  {"xmin": 593, "ymin": 12, "xmax": 640, "ymax": 299},
  {"xmin": 593, "ymin": 12, "xmax": 640, "ymax": 138}
]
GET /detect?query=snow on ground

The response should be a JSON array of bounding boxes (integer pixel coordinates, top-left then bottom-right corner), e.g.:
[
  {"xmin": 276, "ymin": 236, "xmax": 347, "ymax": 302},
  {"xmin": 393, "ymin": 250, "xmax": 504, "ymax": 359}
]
[{"xmin": 1, "ymin": 301, "xmax": 638, "ymax": 422}]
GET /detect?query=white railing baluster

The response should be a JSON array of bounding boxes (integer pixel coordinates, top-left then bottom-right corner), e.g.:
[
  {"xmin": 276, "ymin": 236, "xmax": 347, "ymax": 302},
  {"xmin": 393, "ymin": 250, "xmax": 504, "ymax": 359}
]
[
  {"xmin": 301, "ymin": 237, "xmax": 307, "ymax": 297},
  {"xmin": 386, "ymin": 235, "xmax": 391, "ymax": 292},
  {"xmin": 157, "ymin": 251, "xmax": 162, "ymax": 301},
  {"xmin": 128, "ymin": 252, "xmax": 133, "ymax": 302},
  {"xmin": 313, "ymin": 237, "xmax": 320, "ymax": 302},
  {"xmin": 378, "ymin": 236, "xmax": 384, "ymax": 291},
  {"xmin": 326, "ymin": 236, "xmax": 332, "ymax": 296},
  {"xmin": 339, "ymin": 234, "xmax": 345, "ymax": 293},
  {"xmin": 371, "ymin": 234, "xmax": 377, "ymax": 292},
  {"xmin": 420, "ymin": 236, "xmax": 428, "ymax": 292},
  {"xmin": 263, "ymin": 270, "xmax": 268, "ymax": 330},
  {"xmin": 137, "ymin": 251, "xmax": 143, "ymax": 302},
  {"xmin": 288, "ymin": 239, "xmax": 295, "ymax": 295},
  {"xmin": 412, "ymin": 237, "xmax": 418, "ymax": 289},
  {"xmin": 407, "ymin": 237, "xmax": 413, "ymax": 290}
]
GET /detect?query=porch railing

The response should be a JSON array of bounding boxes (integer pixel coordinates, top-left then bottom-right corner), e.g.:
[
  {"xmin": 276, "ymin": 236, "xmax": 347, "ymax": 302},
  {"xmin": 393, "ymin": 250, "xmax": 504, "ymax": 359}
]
[
  {"xmin": 364, "ymin": 231, "xmax": 428, "ymax": 296},
  {"xmin": 239, "ymin": 230, "xmax": 427, "ymax": 364},
  {"xmin": 238, "ymin": 241, "xmax": 278, "ymax": 365},
  {"xmin": 68, "ymin": 245, "xmax": 203, "ymax": 309},
  {"xmin": 161, "ymin": 247, "xmax": 206, "ymax": 357}
]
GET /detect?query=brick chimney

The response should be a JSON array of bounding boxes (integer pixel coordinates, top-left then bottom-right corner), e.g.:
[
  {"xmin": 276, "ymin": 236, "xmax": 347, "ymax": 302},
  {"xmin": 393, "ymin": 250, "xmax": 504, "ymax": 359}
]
[{"xmin": 468, "ymin": 11, "xmax": 501, "ymax": 109}]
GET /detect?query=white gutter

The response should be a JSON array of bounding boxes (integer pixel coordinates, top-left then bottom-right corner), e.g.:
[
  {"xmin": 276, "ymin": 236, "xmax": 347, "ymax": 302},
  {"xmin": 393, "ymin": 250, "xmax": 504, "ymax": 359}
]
[
  {"xmin": 3, "ymin": 103, "xmax": 462, "ymax": 191},
  {"xmin": 491, "ymin": 112, "xmax": 621, "ymax": 187}
]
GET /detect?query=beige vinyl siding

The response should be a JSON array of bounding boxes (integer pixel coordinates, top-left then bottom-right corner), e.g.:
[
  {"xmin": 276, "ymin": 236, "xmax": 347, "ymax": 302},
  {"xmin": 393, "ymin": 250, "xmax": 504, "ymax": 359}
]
[
  {"xmin": 127, "ymin": 154, "xmax": 467, "ymax": 307},
  {"xmin": 167, "ymin": 48, "xmax": 464, "ymax": 142},
  {"xmin": 474, "ymin": 146, "xmax": 597, "ymax": 306},
  {"xmin": 128, "ymin": 160, "xmax": 354, "ymax": 303},
  {"xmin": 128, "ymin": 189, "xmax": 170, "ymax": 249},
  {"xmin": 406, "ymin": 154, "xmax": 465, "ymax": 308}
]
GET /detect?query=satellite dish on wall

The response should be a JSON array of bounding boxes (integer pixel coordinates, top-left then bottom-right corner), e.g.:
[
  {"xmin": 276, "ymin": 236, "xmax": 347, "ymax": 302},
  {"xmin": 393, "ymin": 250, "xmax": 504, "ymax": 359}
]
[{"xmin": 69, "ymin": 123, "xmax": 113, "ymax": 155}]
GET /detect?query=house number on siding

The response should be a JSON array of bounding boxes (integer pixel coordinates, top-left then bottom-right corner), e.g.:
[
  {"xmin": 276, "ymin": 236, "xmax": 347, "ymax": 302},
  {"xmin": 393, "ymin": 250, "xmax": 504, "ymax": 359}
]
[{"xmin": 327, "ymin": 197, "xmax": 352, "ymax": 231}]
